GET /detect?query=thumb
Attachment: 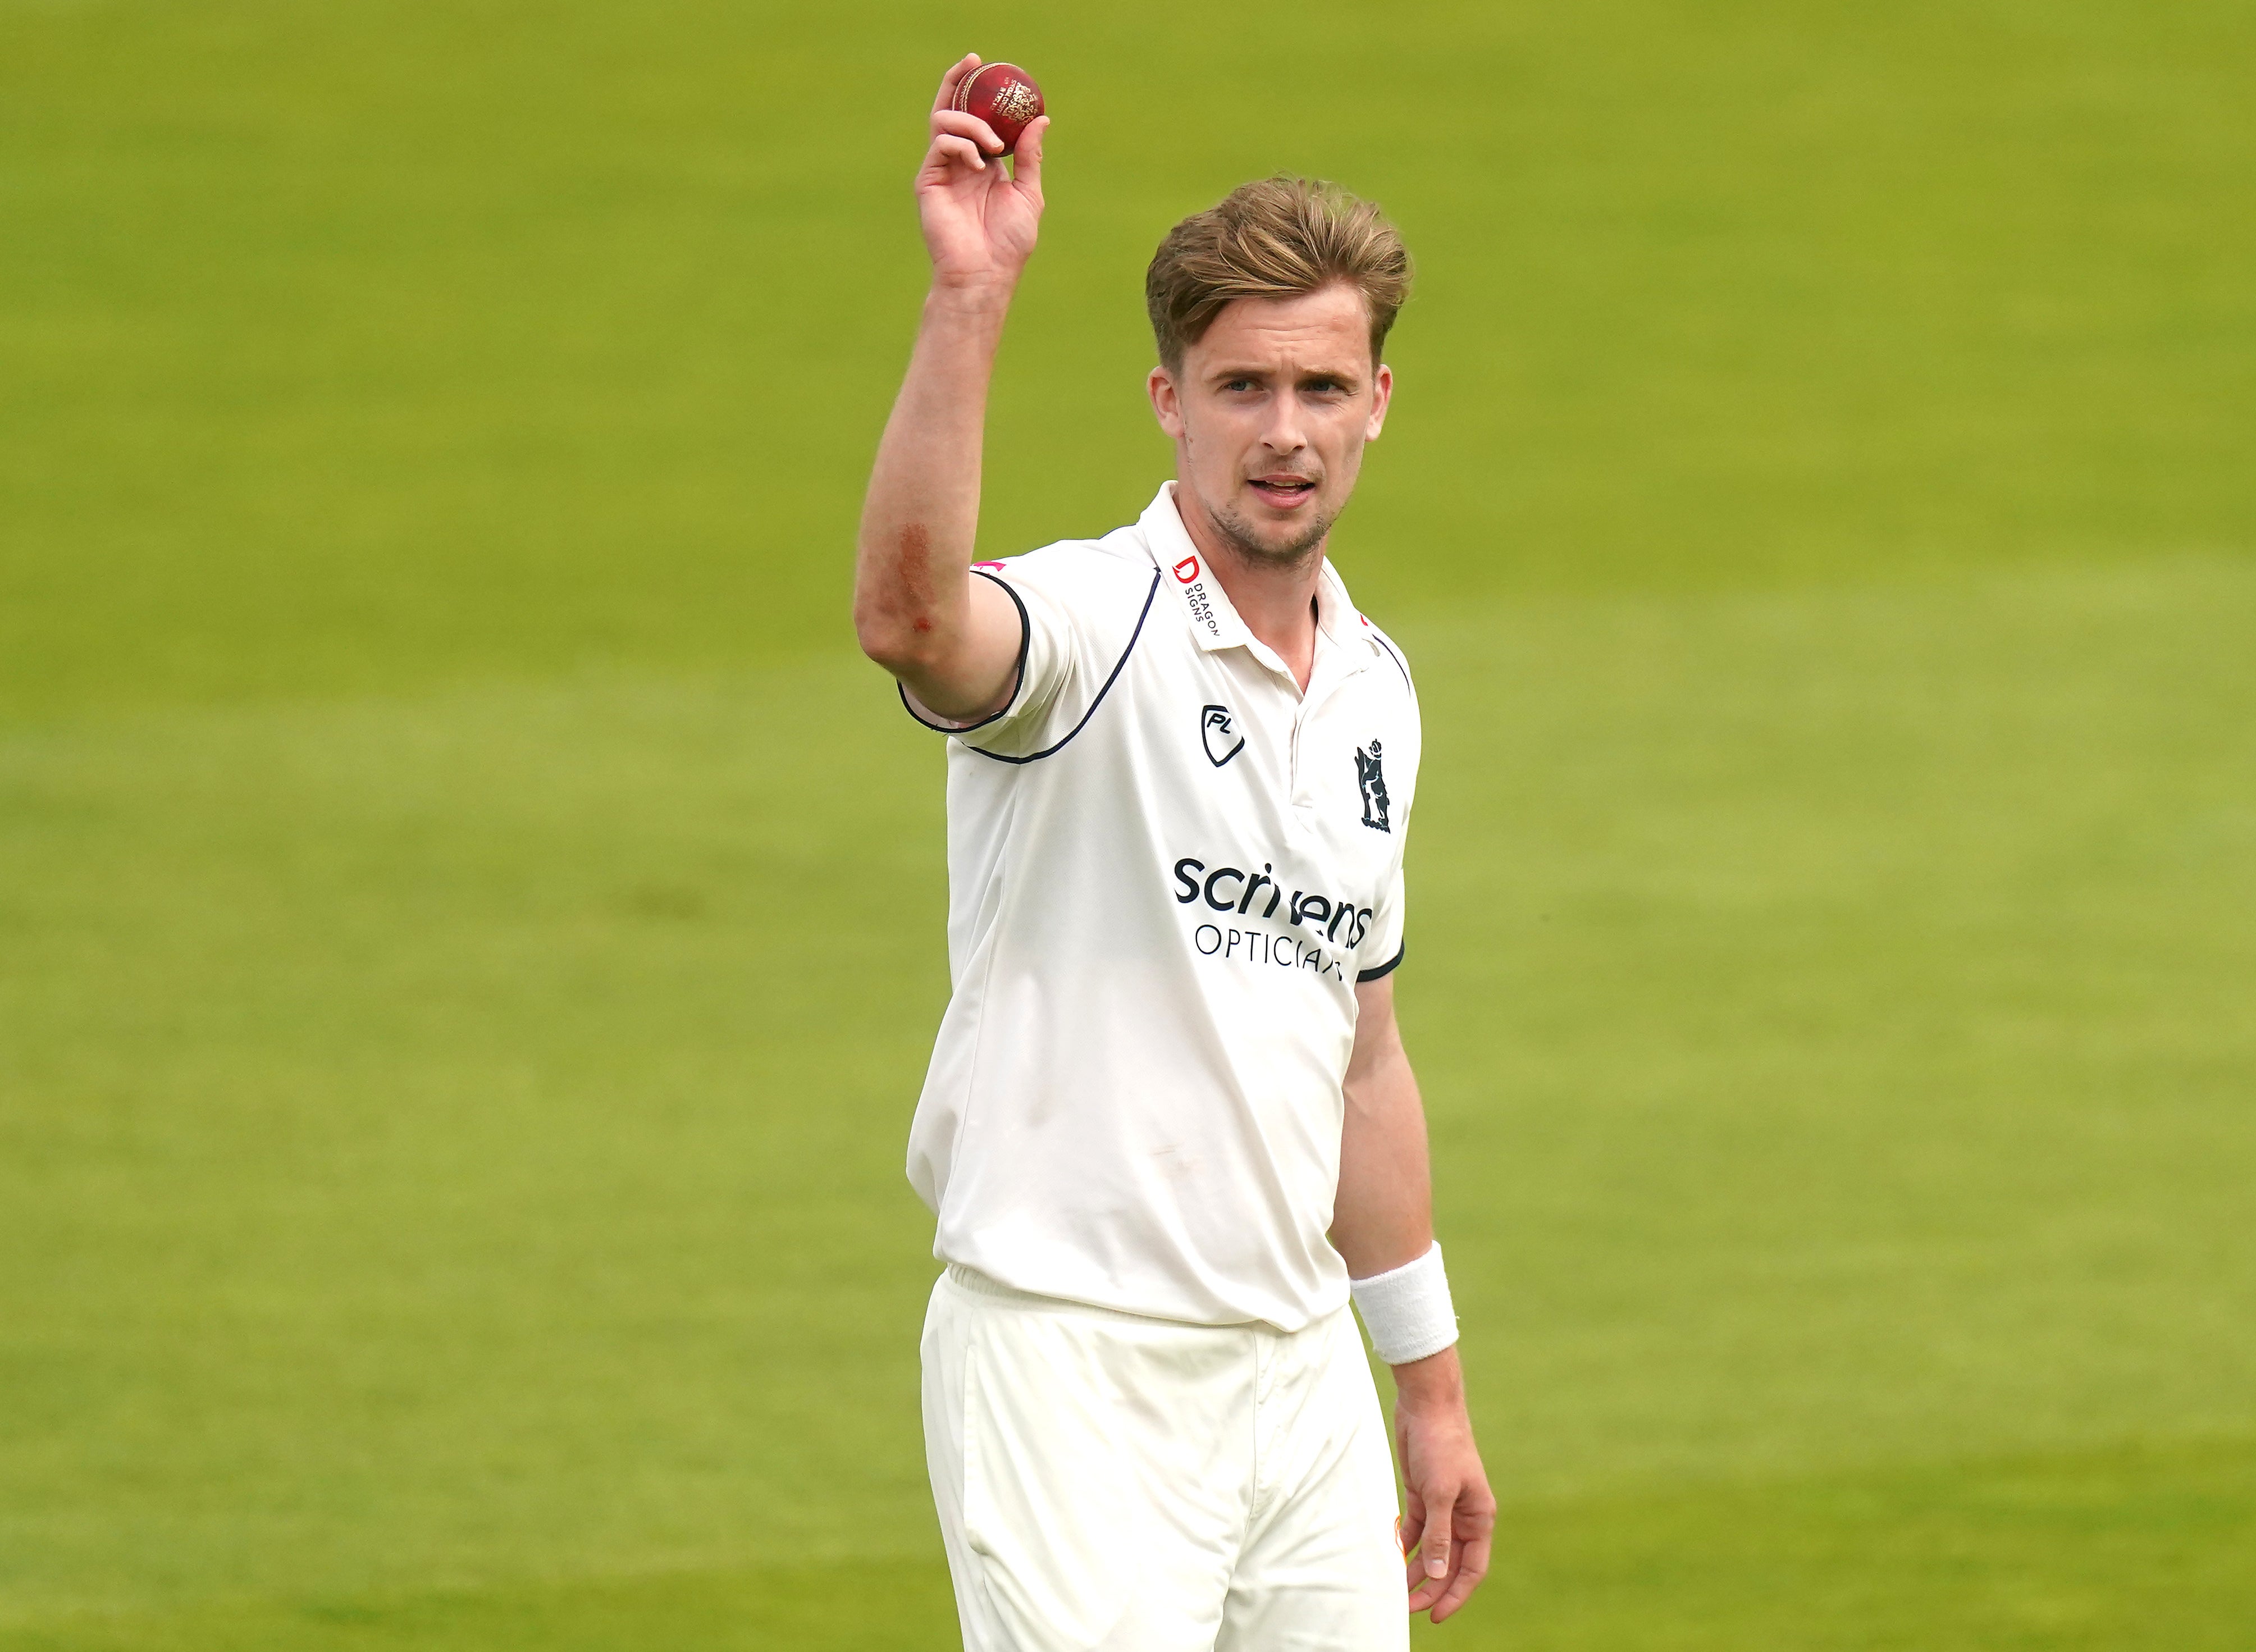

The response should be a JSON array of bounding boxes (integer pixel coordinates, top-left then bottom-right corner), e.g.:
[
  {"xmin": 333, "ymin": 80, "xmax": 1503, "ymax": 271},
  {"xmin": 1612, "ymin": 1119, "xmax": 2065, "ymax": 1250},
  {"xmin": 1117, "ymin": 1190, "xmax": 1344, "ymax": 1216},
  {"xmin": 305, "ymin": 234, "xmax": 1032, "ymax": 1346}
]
[{"xmin": 1011, "ymin": 115, "xmax": 1048, "ymax": 197}]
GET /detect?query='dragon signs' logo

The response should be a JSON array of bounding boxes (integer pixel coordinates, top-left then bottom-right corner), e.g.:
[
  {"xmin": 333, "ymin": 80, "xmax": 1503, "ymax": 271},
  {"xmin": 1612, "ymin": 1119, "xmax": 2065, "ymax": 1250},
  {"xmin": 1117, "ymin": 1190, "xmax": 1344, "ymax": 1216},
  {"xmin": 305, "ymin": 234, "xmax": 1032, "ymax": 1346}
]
[
  {"xmin": 1173, "ymin": 555, "xmax": 1200, "ymax": 583},
  {"xmin": 1355, "ymin": 740, "xmax": 1391, "ymax": 832},
  {"xmin": 1201, "ymin": 704, "xmax": 1245, "ymax": 768}
]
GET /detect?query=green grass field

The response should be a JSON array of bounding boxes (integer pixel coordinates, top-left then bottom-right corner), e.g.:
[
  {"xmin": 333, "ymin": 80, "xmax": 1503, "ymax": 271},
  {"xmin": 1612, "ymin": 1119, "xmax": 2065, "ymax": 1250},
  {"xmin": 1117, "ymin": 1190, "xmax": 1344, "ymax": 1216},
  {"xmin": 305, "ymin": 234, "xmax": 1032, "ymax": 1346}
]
[{"xmin": 3, "ymin": 1, "xmax": 2252, "ymax": 1648}]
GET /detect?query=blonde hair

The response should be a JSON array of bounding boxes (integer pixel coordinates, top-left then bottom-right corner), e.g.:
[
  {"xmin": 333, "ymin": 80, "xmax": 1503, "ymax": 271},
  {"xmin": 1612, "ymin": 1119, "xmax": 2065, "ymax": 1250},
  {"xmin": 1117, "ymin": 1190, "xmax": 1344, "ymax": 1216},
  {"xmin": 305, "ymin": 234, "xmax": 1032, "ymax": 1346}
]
[{"xmin": 1145, "ymin": 176, "xmax": 1413, "ymax": 373}]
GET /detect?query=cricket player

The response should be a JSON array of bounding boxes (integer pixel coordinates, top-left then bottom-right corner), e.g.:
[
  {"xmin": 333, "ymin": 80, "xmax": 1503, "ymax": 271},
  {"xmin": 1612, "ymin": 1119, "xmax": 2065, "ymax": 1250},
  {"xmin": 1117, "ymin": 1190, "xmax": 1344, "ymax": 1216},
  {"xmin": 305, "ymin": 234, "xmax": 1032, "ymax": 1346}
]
[{"xmin": 854, "ymin": 55, "xmax": 1495, "ymax": 1649}]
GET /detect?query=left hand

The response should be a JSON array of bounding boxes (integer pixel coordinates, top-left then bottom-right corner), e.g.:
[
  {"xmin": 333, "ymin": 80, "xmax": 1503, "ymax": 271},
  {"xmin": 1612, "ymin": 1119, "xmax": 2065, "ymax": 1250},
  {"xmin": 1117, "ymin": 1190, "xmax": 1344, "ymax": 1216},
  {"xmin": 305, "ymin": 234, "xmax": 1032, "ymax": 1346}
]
[{"xmin": 1392, "ymin": 1348, "xmax": 1495, "ymax": 1623}]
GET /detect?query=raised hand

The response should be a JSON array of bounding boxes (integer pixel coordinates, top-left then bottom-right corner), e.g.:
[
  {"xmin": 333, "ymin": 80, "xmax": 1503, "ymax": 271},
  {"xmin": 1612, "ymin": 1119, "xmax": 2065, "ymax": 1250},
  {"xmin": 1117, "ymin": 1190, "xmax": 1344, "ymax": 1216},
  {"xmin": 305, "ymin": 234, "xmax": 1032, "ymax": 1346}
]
[
  {"xmin": 917, "ymin": 54, "xmax": 1049, "ymax": 290},
  {"xmin": 854, "ymin": 56, "xmax": 1048, "ymax": 725}
]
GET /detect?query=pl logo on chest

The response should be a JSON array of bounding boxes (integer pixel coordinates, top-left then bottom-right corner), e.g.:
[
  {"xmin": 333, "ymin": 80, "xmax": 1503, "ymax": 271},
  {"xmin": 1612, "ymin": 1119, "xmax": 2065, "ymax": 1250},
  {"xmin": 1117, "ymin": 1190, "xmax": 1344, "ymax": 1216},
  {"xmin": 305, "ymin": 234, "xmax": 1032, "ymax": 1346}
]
[
  {"xmin": 1355, "ymin": 740, "xmax": 1391, "ymax": 832},
  {"xmin": 1201, "ymin": 704, "xmax": 1245, "ymax": 768}
]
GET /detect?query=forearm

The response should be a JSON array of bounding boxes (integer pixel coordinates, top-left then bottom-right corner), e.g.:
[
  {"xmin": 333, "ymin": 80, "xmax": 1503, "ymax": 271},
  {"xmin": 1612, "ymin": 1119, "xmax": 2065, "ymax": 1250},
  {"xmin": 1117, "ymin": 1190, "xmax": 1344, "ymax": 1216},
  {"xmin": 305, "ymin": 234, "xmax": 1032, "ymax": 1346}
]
[
  {"xmin": 1332, "ymin": 1009, "xmax": 1433, "ymax": 1280},
  {"xmin": 1342, "ymin": 984, "xmax": 1492, "ymax": 1619},
  {"xmin": 855, "ymin": 280, "xmax": 1010, "ymax": 656},
  {"xmin": 1337, "ymin": 979, "xmax": 1464, "ymax": 1371}
]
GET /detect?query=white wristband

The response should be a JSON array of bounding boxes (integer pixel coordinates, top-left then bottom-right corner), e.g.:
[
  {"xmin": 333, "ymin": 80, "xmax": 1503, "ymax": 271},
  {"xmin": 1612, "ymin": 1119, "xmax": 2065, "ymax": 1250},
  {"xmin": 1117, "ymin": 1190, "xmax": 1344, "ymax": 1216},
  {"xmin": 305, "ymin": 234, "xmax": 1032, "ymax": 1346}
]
[{"xmin": 1349, "ymin": 1241, "xmax": 1459, "ymax": 1366}]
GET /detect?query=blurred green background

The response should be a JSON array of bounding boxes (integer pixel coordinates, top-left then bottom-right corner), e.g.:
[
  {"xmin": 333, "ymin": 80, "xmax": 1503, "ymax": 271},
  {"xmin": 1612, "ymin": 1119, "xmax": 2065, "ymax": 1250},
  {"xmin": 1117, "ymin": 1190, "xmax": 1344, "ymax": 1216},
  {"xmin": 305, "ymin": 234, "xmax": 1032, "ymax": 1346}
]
[{"xmin": 3, "ymin": 1, "xmax": 2251, "ymax": 1648}]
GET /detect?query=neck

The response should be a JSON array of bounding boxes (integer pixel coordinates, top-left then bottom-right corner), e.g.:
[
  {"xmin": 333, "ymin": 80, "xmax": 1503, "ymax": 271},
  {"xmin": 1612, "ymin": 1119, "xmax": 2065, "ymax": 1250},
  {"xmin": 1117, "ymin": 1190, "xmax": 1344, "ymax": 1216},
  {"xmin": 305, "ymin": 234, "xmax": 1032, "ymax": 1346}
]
[{"xmin": 1175, "ymin": 486, "xmax": 1325, "ymax": 691}]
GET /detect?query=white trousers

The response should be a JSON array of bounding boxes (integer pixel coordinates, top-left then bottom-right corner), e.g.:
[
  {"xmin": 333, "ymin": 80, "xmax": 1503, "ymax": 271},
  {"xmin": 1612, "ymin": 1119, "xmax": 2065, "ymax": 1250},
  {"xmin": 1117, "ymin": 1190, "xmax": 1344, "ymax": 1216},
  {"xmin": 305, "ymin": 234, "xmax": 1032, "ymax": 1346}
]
[{"xmin": 922, "ymin": 1266, "xmax": 1408, "ymax": 1652}]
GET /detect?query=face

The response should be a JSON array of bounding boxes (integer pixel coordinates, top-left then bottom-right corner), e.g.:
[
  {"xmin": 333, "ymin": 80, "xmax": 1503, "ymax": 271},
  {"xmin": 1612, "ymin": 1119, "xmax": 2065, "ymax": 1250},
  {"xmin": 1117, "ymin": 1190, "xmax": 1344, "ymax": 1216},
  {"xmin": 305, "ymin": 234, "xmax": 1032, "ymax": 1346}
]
[{"xmin": 1148, "ymin": 283, "xmax": 1393, "ymax": 567}]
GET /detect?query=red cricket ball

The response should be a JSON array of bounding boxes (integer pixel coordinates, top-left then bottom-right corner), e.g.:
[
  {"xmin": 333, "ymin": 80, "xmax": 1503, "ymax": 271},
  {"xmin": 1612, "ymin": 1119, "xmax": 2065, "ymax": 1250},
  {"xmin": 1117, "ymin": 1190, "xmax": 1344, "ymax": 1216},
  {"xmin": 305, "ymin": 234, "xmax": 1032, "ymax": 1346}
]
[{"xmin": 952, "ymin": 62, "xmax": 1045, "ymax": 153}]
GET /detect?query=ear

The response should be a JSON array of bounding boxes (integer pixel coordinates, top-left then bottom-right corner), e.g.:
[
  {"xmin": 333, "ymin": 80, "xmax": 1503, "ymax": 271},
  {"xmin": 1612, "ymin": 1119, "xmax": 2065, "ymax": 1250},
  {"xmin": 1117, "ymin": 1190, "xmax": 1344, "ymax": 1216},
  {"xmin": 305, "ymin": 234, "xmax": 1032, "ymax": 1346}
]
[
  {"xmin": 1365, "ymin": 363, "xmax": 1394, "ymax": 442},
  {"xmin": 1148, "ymin": 364, "xmax": 1186, "ymax": 440}
]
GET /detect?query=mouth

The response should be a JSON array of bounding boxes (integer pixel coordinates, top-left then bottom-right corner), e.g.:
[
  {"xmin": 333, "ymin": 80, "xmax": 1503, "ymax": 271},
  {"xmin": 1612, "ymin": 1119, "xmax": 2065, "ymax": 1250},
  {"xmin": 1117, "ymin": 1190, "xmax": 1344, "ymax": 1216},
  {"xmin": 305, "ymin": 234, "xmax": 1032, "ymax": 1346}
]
[{"xmin": 1246, "ymin": 474, "xmax": 1319, "ymax": 509}]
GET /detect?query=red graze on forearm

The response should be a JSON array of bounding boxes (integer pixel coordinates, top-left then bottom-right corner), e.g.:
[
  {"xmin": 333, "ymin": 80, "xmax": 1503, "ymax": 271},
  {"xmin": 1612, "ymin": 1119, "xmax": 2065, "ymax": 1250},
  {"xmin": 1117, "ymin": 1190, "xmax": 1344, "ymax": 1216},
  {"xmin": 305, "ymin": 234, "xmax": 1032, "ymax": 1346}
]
[
  {"xmin": 860, "ymin": 522, "xmax": 946, "ymax": 656},
  {"xmin": 897, "ymin": 523, "xmax": 935, "ymax": 610}
]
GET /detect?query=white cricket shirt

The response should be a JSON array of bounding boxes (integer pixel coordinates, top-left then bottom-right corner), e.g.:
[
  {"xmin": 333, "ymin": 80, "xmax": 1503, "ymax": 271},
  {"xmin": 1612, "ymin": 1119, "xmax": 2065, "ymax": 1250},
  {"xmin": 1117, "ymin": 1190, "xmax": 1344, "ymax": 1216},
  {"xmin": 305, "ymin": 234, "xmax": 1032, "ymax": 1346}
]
[{"xmin": 903, "ymin": 483, "xmax": 1421, "ymax": 1331}]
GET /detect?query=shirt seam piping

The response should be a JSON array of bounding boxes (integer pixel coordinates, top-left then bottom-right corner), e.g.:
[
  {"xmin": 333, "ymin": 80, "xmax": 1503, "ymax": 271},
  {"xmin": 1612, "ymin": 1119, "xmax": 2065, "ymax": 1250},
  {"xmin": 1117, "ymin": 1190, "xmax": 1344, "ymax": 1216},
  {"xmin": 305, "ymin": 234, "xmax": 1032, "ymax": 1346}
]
[
  {"xmin": 1371, "ymin": 632, "xmax": 1414, "ymax": 698},
  {"xmin": 966, "ymin": 568, "xmax": 1163, "ymax": 766},
  {"xmin": 896, "ymin": 571, "xmax": 1033, "ymax": 734}
]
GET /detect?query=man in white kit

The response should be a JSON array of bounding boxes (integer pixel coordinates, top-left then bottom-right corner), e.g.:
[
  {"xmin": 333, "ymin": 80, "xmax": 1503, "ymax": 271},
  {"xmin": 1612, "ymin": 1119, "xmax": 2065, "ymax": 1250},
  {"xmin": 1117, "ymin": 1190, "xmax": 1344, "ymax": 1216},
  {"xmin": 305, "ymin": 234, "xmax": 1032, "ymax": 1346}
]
[{"xmin": 855, "ymin": 57, "xmax": 1495, "ymax": 1649}]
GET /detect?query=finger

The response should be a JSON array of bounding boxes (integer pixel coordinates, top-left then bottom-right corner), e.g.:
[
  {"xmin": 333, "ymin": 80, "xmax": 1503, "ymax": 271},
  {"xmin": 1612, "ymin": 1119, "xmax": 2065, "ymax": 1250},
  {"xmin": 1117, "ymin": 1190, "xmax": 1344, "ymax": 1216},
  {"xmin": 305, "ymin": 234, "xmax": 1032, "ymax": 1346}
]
[
  {"xmin": 1400, "ymin": 1489, "xmax": 1425, "ymax": 1571},
  {"xmin": 1010, "ymin": 114, "xmax": 1048, "ymax": 194},
  {"xmin": 931, "ymin": 108, "xmax": 1006, "ymax": 154},
  {"xmin": 1427, "ymin": 1530, "xmax": 1492, "ymax": 1624},
  {"xmin": 1418, "ymin": 1492, "xmax": 1457, "ymax": 1583},
  {"xmin": 1403, "ymin": 1490, "xmax": 1447, "ymax": 1610},
  {"xmin": 930, "ymin": 53, "xmax": 981, "ymax": 114},
  {"xmin": 921, "ymin": 134, "xmax": 987, "ymax": 177}
]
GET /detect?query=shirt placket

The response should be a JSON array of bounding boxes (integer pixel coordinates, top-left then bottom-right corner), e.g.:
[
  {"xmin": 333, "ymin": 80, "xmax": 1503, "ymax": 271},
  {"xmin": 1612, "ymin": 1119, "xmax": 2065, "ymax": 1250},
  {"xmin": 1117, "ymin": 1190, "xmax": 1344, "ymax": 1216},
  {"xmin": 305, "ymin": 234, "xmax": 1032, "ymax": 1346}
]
[{"xmin": 1289, "ymin": 634, "xmax": 1364, "ymax": 820}]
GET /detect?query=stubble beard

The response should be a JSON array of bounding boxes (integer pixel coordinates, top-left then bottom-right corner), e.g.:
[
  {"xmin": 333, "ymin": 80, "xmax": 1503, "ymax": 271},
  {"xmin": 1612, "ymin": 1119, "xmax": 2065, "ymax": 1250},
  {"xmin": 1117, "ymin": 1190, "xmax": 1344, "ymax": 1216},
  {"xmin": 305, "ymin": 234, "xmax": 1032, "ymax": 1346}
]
[{"xmin": 1209, "ymin": 494, "xmax": 1337, "ymax": 572}]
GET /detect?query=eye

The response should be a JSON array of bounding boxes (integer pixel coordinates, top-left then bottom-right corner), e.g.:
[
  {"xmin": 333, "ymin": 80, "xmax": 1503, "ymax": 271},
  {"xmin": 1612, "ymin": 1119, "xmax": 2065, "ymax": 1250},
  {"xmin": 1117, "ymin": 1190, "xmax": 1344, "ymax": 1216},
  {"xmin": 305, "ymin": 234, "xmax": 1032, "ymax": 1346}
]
[{"xmin": 1222, "ymin": 377, "xmax": 1258, "ymax": 393}]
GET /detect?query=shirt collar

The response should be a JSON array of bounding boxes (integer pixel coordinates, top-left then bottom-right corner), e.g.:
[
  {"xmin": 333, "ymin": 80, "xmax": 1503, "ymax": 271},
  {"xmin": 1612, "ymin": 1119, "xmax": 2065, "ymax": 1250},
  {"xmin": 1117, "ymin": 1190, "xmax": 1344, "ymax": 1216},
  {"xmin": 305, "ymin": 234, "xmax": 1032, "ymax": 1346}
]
[
  {"xmin": 1141, "ymin": 483, "xmax": 1250, "ymax": 652},
  {"xmin": 1139, "ymin": 482, "xmax": 1383, "ymax": 673}
]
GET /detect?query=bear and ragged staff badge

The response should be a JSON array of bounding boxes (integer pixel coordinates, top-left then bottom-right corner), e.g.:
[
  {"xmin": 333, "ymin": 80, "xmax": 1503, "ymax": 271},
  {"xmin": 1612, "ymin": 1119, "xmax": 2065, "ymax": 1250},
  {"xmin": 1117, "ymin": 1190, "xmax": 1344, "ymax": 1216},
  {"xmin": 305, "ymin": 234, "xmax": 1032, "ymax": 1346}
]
[{"xmin": 1355, "ymin": 740, "xmax": 1391, "ymax": 833}]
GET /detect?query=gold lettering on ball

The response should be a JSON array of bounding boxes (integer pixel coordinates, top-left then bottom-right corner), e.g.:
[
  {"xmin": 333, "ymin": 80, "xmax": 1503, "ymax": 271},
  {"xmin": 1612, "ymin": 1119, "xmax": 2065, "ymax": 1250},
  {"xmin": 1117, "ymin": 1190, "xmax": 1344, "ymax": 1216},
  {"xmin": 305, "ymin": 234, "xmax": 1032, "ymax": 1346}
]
[{"xmin": 991, "ymin": 81, "xmax": 1039, "ymax": 123}]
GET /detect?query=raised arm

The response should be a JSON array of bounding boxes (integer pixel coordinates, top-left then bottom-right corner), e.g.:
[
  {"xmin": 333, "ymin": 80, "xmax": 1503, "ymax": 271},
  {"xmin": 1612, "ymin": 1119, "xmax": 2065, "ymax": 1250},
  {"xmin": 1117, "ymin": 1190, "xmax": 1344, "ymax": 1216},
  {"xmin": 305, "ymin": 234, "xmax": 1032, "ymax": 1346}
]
[
  {"xmin": 853, "ymin": 56, "xmax": 1051, "ymax": 722},
  {"xmin": 1335, "ymin": 975, "xmax": 1495, "ymax": 1624}
]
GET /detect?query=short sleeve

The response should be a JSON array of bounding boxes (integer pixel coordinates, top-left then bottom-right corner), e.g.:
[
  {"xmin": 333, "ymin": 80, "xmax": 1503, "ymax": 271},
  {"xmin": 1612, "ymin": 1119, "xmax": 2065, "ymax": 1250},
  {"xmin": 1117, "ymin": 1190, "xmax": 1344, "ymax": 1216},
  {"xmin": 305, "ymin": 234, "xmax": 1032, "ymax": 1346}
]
[
  {"xmin": 1357, "ymin": 861, "xmax": 1406, "ymax": 981},
  {"xmin": 1354, "ymin": 626, "xmax": 1418, "ymax": 983},
  {"xmin": 899, "ymin": 544, "xmax": 1156, "ymax": 761}
]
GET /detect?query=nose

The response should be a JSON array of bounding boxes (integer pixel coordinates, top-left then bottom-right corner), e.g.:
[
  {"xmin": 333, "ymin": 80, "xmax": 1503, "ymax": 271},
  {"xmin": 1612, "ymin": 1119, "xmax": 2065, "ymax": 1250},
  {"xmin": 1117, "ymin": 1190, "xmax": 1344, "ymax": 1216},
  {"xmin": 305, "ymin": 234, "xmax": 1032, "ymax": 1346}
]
[{"xmin": 1259, "ymin": 392, "xmax": 1308, "ymax": 457}]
